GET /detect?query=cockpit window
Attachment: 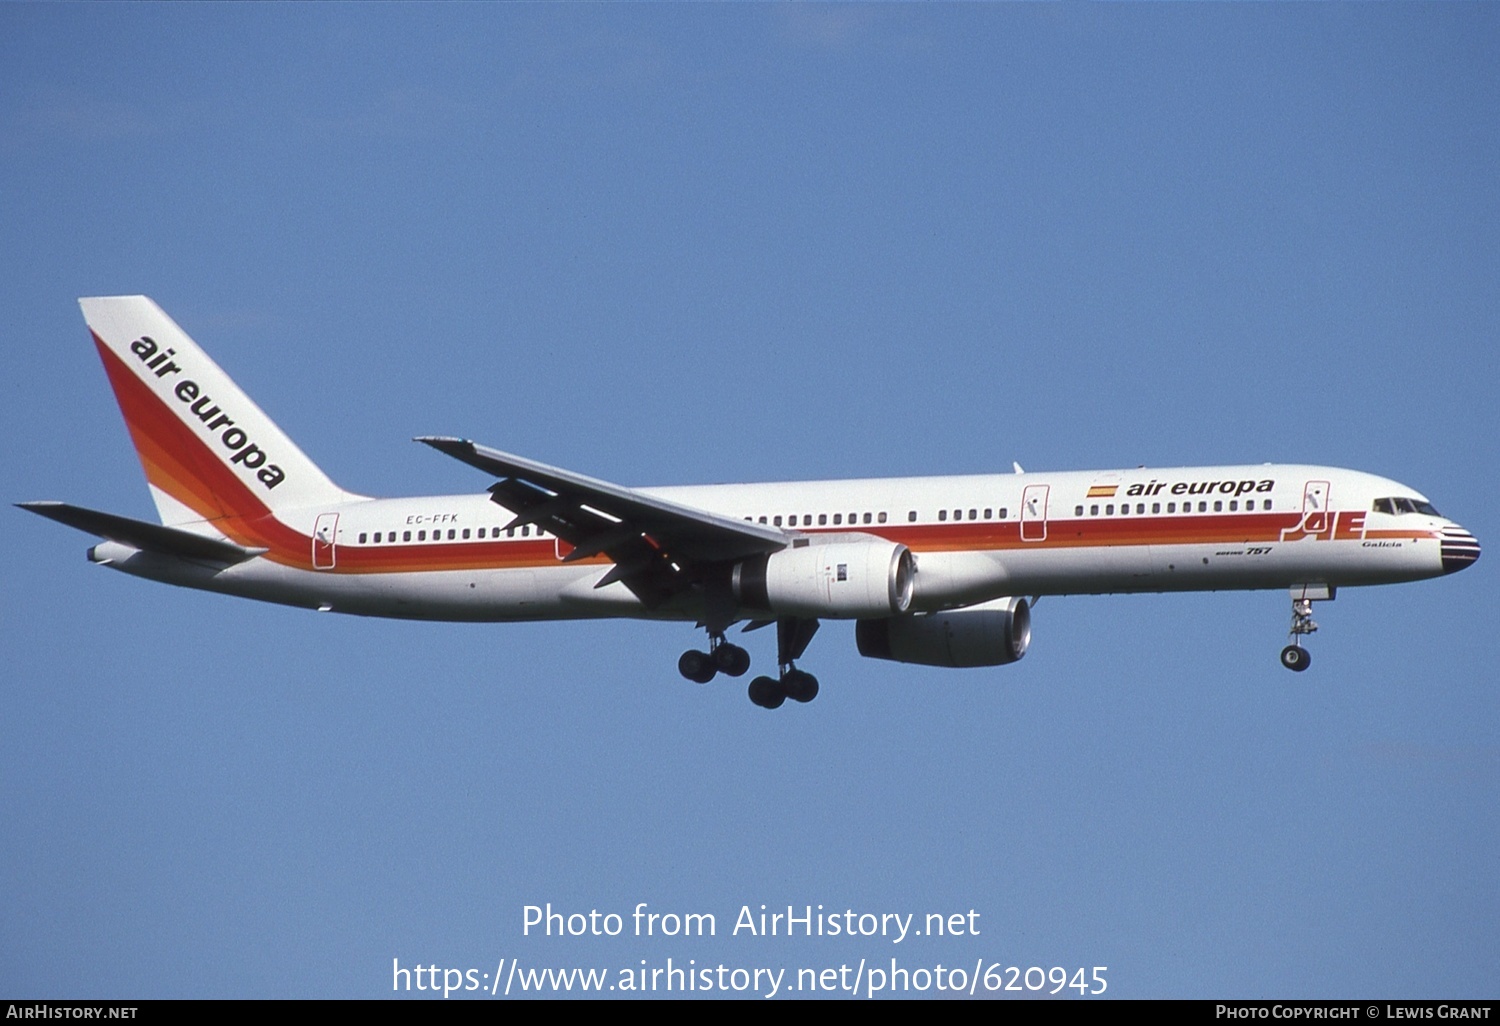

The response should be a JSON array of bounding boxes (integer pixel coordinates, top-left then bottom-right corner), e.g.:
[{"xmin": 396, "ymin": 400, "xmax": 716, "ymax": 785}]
[{"xmin": 1374, "ymin": 497, "xmax": 1441, "ymax": 517}]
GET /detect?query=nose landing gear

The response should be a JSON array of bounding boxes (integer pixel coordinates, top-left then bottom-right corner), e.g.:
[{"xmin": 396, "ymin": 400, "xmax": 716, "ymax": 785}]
[{"xmin": 1280, "ymin": 586, "xmax": 1331, "ymax": 672}]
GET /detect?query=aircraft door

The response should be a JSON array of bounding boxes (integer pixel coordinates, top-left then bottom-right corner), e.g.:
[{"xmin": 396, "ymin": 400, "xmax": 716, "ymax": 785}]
[
  {"xmin": 1301, "ymin": 480, "xmax": 1331, "ymax": 537},
  {"xmin": 313, "ymin": 512, "xmax": 339, "ymax": 570},
  {"xmin": 1021, "ymin": 484, "xmax": 1049, "ymax": 542}
]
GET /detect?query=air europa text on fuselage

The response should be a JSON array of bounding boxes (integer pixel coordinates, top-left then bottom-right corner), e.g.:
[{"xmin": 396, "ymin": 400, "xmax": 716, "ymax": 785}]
[
  {"xmin": 128, "ymin": 336, "xmax": 286, "ymax": 489},
  {"xmin": 1125, "ymin": 478, "xmax": 1275, "ymax": 498}
]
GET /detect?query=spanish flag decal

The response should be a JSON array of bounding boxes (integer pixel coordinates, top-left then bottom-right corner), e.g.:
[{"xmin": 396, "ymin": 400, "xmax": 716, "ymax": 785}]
[{"xmin": 1086, "ymin": 485, "xmax": 1118, "ymax": 498}]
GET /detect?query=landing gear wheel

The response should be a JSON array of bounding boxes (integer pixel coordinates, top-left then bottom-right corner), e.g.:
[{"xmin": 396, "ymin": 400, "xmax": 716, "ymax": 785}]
[
  {"xmin": 748, "ymin": 675, "xmax": 786, "ymax": 709},
  {"xmin": 1280, "ymin": 645, "xmax": 1311, "ymax": 672},
  {"xmin": 782, "ymin": 669, "xmax": 820, "ymax": 703},
  {"xmin": 713, "ymin": 643, "xmax": 751, "ymax": 678},
  {"xmin": 678, "ymin": 650, "xmax": 717, "ymax": 684}
]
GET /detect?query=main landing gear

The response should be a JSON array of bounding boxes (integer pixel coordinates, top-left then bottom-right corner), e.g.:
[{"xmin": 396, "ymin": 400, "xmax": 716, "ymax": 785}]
[
  {"xmin": 677, "ymin": 635, "xmax": 750, "ymax": 684},
  {"xmin": 1279, "ymin": 587, "xmax": 1330, "ymax": 672},
  {"xmin": 747, "ymin": 668, "xmax": 818, "ymax": 710},
  {"xmin": 678, "ymin": 617, "xmax": 821, "ymax": 709}
]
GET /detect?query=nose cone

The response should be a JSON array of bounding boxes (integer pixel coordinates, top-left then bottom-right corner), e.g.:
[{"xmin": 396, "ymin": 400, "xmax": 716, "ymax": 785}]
[{"xmin": 1441, "ymin": 525, "xmax": 1481, "ymax": 574}]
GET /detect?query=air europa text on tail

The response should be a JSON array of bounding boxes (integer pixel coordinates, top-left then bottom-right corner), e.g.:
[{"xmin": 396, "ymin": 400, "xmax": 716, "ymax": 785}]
[{"xmin": 128, "ymin": 335, "xmax": 286, "ymax": 489}]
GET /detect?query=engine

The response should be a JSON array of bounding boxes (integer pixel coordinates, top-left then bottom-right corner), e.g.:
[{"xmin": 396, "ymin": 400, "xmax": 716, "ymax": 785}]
[
  {"xmin": 733, "ymin": 541, "xmax": 914, "ymax": 618},
  {"xmin": 855, "ymin": 596, "xmax": 1031, "ymax": 668}
]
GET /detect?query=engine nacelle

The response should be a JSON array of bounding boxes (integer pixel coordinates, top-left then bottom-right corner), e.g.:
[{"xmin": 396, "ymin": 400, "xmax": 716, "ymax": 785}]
[
  {"xmin": 855, "ymin": 596, "xmax": 1031, "ymax": 668},
  {"xmin": 733, "ymin": 541, "xmax": 914, "ymax": 618}
]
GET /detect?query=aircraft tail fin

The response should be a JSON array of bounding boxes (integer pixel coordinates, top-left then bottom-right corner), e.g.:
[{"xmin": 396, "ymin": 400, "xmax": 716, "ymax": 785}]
[{"xmin": 79, "ymin": 296, "xmax": 360, "ymax": 527}]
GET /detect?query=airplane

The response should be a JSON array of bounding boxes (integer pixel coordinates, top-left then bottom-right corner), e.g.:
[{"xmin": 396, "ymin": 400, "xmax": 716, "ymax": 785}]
[{"xmin": 20, "ymin": 296, "xmax": 1481, "ymax": 708}]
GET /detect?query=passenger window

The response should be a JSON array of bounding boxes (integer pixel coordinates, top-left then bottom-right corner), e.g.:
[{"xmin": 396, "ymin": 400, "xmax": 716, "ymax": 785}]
[
  {"xmin": 758, "ymin": 516, "xmax": 767, "ymax": 524},
  {"xmin": 1229, "ymin": 501, "xmax": 1237, "ymax": 512},
  {"xmin": 463, "ymin": 528, "xmax": 471, "ymax": 539},
  {"xmin": 907, "ymin": 511, "xmax": 916, "ymax": 523},
  {"xmin": 1075, "ymin": 506, "xmax": 1084, "ymax": 517},
  {"xmin": 819, "ymin": 514, "xmax": 827, "ymax": 526},
  {"xmin": 1167, "ymin": 502, "xmax": 1176, "ymax": 514},
  {"xmin": 359, "ymin": 533, "xmax": 367, "ymax": 544},
  {"xmin": 1213, "ymin": 501, "xmax": 1222, "ymax": 513},
  {"xmin": 774, "ymin": 516, "xmax": 782, "ymax": 526},
  {"xmin": 862, "ymin": 513, "xmax": 872, "ymax": 524},
  {"xmin": 968, "ymin": 509, "xmax": 977, "ymax": 520},
  {"xmin": 1198, "ymin": 502, "xmax": 1207, "ymax": 512},
  {"xmin": 878, "ymin": 512, "xmax": 887, "ymax": 524},
  {"xmin": 998, "ymin": 508, "xmax": 1008, "ymax": 519},
  {"xmin": 403, "ymin": 530, "xmax": 412, "ymax": 542},
  {"xmin": 1136, "ymin": 503, "xmax": 1145, "ymax": 514},
  {"xmin": 1152, "ymin": 503, "xmax": 1160, "ymax": 514},
  {"xmin": 1090, "ymin": 504, "xmax": 1099, "ymax": 516},
  {"xmin": 834, "ymin": 513, "xmax": 843, "ymax": 525},
  {"xmin": 939, "ymin": 510, "xmax": 947, "ymax": 521},
  {"xmin": 1106, "ymin": 504, "xmax": 1114, "ymax": 515}
]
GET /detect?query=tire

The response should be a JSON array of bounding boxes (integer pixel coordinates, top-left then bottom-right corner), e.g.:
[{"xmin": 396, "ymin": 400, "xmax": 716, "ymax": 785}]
[
  {"xmin": 783, "ymin": 669, "xmax": 820, "ymax": 703},
  {"xmin": 714, "ymin": 644, "xmax": 751, "ymax": 678},
  {"xmin": 1280, "ymin": 645, "xmax": 1311, "ymax": 672},
  {"xmin": 678, "ymin": 650, "xmax": 717, "ymax": 684},
  {"xmin": 748, "ymin": 675, "xmax": 785, "ymax": 709}
]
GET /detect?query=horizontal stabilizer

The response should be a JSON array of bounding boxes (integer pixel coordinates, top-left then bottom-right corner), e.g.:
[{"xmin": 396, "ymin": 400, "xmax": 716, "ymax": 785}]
[{"xmin": 17, "ymin": 502, "xmax": 267, "ymax": 564}]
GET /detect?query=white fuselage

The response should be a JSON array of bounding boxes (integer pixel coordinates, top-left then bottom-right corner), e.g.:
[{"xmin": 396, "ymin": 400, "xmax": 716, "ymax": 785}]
[{"xmin": 91, "ymin": 463, "xmax": 1466, "ymax": 623}]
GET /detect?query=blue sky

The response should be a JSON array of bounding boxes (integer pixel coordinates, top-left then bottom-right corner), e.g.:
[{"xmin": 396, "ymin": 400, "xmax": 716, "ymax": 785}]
[{"xmin": 3, "ymin": 4, "xmax": 1496, "ymax": 999}]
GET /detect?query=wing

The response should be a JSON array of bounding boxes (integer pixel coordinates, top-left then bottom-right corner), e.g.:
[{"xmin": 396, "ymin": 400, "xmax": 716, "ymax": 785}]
[{"xmin": 417, "ymin": 437, "xmax": 787, "ymax": 607}]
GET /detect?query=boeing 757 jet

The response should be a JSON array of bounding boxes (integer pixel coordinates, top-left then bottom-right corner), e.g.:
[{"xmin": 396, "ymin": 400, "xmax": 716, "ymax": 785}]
[{"xmin": 20, "ymin": 297, "xmax": 1480, "ymax": 708}]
